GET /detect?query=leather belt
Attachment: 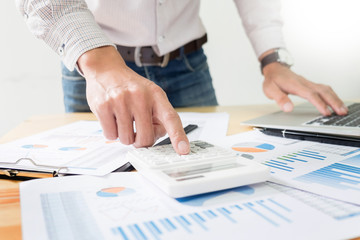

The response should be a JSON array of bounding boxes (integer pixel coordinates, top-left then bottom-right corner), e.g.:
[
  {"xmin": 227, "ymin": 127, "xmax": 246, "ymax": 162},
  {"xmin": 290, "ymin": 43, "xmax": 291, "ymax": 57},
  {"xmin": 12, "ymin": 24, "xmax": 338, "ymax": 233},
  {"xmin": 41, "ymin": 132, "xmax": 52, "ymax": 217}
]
[{"xmin": 116, "ymin": 34, "xmax": 207, "ymax": 68}]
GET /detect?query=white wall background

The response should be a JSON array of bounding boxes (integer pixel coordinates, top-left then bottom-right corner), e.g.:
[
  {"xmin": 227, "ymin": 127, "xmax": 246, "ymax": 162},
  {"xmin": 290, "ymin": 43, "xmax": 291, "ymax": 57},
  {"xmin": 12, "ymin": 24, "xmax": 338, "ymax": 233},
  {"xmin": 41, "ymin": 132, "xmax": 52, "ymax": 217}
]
[{"xmin": 1, "ymin": 0, "xmax": 360, "ymax": 137}]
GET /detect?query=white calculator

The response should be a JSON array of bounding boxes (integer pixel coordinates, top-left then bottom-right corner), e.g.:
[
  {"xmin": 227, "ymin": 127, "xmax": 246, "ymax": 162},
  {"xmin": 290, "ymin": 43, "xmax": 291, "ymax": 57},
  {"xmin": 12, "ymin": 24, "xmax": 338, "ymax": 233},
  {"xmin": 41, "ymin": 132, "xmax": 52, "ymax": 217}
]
[{"xmin": 126, "ymin": 140, "xmax": 270, "ymax": 198}]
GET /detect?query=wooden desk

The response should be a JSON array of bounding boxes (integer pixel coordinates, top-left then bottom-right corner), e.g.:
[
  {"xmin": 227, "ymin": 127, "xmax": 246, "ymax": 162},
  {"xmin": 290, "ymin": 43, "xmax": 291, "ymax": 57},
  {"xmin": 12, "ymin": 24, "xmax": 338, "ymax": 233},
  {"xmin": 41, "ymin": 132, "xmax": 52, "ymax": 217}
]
[{"xmin": 0, "ymin": 104, "xmax": 358, "ymax": 239}]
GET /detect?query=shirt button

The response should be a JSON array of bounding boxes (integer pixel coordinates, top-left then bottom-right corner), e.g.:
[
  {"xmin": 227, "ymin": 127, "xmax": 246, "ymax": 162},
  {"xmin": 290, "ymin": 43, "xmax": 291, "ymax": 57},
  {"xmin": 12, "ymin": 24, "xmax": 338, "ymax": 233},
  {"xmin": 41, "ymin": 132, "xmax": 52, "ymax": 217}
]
[
  {"xmin": 57, "ymin": 44, "xmax": 65, "ymax": 56},
  {"xmin": 159, "ymin": 0, "xmax": 165, "ymax": 4},
  {"xmin": 158, "ymin": 35, "xmax": 165, "ymax": 43}
]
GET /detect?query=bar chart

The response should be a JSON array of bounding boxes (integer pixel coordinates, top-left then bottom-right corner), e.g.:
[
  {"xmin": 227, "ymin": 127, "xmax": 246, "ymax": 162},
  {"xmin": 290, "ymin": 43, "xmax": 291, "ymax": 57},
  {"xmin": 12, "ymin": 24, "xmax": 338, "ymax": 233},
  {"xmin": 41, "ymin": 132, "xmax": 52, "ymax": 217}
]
[
  {"xmin": 28, "ymin": 173, "xmax": 360, "ymax": 240},
  {"xmin": 263, "ymin": 149, "xmax": 327, "ymax": 173},
  {"xmin": 295, "ymin": 163, "xmax": 360, "ymax": 192},
  {"xmin": 341, "ymin": 154, "xmax": 360, "ymax": 167},
  {"xmin": 111, "ymin": 197, "xmax": 294, "ymax": 240},
  {"xmin": 268, "ymin": 182, "xmax": 360, "ymax": 221},
  {"xmin": 257, "ymin": 141, "xmax": 360, "ymax": 204},
  {"xmin": 305, "ymin": 143, "xmax": 360, "ymax": 157}
]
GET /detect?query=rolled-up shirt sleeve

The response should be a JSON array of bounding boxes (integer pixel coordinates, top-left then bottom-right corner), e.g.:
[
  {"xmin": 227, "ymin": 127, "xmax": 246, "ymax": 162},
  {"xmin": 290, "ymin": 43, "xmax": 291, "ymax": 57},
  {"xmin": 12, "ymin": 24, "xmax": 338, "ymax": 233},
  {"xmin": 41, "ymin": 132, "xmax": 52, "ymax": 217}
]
[
  {"xmin": 15, "ymin": 0, "xmax": 115, "ymax": 71},
  {"xmin": 233, "ymin": 0, "xmax": 286, "ymax": 58}
]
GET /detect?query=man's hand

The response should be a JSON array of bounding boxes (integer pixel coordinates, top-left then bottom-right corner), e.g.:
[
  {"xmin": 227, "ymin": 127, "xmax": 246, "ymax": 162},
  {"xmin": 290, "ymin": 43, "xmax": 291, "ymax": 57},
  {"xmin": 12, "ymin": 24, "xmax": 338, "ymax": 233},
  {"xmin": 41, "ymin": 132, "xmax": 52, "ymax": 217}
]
[
  {"xmin": 78, "ymin": 46, "xmax": 190, "ymax": 154},
  {"xmin": 262, "ymin": 62, "xmax": 348, "ymax": 116}
]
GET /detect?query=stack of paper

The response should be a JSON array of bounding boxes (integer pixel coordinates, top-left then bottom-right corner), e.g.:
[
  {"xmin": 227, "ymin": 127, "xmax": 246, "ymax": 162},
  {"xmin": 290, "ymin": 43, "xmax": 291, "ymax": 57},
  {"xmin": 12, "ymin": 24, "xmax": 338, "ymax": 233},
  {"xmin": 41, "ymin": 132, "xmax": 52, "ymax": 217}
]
[
  {"xmin": 21, "ymin": 173, "xmax": 360, "ymax": 240},
  {"xmin": 214, "ymin": 130, "xmax": 360, "ymax": 205},
  {"xmin": 0, "ymin": 112, "xmax": 229, "ymax": 176},
  {"xmin": 17, "ymin": 113, "xmax": 360, "ymax": 239}
]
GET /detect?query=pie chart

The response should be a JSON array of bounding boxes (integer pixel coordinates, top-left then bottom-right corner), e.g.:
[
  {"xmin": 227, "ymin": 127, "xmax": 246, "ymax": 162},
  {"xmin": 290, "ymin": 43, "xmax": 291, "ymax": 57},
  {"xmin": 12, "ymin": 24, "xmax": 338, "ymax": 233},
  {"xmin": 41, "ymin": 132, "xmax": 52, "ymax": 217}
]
[
  {"xmin": 96, "ymin": 187, "xmax": 135, "ymax": 197},
  {"xmin": 231, "ymin": 142, "xmax": 275, "ymax": 153},
  {"xmin": 22, "ymin": 144, "xmax": 48, "ymax": 149},
  {"xmin": 58, "ymin": 147, "xmax": 87, "ymax": 151}
]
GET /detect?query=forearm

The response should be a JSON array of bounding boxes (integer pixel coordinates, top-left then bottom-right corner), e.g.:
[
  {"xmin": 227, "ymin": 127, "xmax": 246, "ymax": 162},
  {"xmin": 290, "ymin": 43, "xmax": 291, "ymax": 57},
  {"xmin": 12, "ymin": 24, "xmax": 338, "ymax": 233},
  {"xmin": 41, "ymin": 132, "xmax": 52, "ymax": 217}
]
[{"xmin": 15, "ymin": 0, "xmax": 115, "ymax": 71}]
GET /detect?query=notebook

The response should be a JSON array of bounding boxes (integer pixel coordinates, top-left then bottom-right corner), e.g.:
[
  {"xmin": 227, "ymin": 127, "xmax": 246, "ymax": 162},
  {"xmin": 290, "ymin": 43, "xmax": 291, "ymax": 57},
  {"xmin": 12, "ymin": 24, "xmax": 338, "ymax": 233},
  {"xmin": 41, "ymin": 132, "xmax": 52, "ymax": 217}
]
[{"xmin": 242, "ymin": 102, "xmax": 360, "ymax": 146}]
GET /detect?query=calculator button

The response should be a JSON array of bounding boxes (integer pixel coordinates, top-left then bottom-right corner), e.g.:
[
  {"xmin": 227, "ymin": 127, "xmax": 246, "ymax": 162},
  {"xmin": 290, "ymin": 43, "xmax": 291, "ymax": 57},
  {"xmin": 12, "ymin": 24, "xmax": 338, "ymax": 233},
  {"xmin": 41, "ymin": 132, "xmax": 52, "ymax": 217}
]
[
  {"xmin": 128, "ymin": 140, "xmax": 241, "ymax": 170},
  {"xmin": 194, "ymin": 141, "xmax": 214, "ymax": 148}
]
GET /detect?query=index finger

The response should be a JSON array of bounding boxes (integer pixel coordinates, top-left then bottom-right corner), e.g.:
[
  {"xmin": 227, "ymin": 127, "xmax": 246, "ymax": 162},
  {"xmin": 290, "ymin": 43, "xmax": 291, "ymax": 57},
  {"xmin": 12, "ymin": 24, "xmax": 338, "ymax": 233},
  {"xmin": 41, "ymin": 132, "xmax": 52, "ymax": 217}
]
[
  {"xmin": 154, "ymin": 99, "xmax": 190, "ymax": 155},
  {"xmin": 301, "ymin": 81, "xmax": 348, "ymax": 115},
  {"xmin": 281, "ymin": 79, "xmax": 333, "ymax": 116}
]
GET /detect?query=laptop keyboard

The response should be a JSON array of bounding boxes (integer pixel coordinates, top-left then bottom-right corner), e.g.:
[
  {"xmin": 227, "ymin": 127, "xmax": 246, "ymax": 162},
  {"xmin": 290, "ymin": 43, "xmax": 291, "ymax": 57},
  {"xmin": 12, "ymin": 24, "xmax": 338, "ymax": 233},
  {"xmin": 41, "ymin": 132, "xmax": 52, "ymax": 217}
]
[{"xmin": 305, "ymin": 103, "xmax": 360, "ymax": 127}]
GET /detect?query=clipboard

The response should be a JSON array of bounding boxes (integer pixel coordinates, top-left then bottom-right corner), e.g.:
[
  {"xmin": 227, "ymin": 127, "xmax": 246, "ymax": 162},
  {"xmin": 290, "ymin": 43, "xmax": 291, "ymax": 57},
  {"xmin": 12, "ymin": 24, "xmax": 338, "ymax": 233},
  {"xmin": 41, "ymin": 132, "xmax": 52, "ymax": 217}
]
[
  {"xmin": 0, "ymin": 157, "xmax": 69, "ymax": 180},
  {"xmin": 0, "ymin": 157, "xmax": 136, "ymax": 180}
]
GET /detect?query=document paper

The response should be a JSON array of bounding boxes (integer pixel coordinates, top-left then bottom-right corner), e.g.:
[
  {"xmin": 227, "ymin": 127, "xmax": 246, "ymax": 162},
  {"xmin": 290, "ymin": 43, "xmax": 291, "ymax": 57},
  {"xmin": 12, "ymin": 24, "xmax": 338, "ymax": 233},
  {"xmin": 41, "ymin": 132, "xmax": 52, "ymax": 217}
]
[
  {"xmin": 214, "ymin": 130, "xmax": 360, "ymax": 205},
  {"xmin": 0, "ymin": 113, "xmax": 229, "ymax": 176},
  {"xmin": 20, "ymin": 173, "xmax": 360, "ymax": 240}
]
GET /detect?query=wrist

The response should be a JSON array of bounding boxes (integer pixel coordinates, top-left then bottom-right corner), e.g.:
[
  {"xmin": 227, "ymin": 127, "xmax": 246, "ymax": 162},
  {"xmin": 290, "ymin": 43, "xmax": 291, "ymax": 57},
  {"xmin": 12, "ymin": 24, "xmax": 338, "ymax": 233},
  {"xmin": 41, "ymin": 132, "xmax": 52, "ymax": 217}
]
[
  {"xmin": 262, "ymin": 62, "xmax": 289, "ymax": 76},
  {"xmin": 260, "ymin": 48, "xmax": 293, "ymax": 75},
  {"xmin": 78, "ymin": 46, "xmax": 125, "ymax": 78},
  {"xmin": 259, "ymin": 49, "xmax": 276, "ymax": 62}
]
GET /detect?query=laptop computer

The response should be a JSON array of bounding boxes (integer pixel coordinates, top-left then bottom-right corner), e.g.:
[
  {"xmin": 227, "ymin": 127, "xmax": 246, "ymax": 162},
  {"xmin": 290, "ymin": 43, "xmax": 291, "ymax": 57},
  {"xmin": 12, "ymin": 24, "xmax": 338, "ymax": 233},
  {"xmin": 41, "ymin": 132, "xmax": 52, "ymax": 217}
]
[{"xmin": 242, "ymin": 102, "xmax": 360, "ymax": 146}]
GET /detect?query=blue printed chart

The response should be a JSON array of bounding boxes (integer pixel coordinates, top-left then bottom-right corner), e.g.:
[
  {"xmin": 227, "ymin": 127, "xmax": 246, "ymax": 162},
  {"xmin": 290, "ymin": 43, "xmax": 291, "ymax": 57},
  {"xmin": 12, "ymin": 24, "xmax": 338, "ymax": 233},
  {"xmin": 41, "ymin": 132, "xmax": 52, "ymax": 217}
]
[
  {"xmin": 224, "ymin": 132, "xmax": 360, "ymax": 205},
  {"xmin": 231, "ymin": 142, "xmax": 275, "ymax": 153},
  {"xmin": 97, "ymin": 187, "xmax": 136, "ymax": 197},
  {"xmin": 263, "ymin": 149, "xmax": 327, "ymax": 173},
  {"xmin": 341, "ymin": 154, "xmax": 360, "ymax": 167},
  {"xmin": 111, "ymin": 197, "xmax": 293, "ymax": 240},
  {"xmin": 231, "ymin": 142, "xmax": 275, "ymax": 160},
  {"xmin": 27, "ymin": 173, "xmax": 360, "ymax": 240},
  {"xmin": 259, "ymin": 142, "xmax": 360, "ymax": 205},
  {"xmin": 59, "ymin": 146, "xmax": 87, "ymax": 151},
  {"xmin": 176, "ymin": 186, "xmax": 255, "ymax": 207},
  {"xmin": 22, "ymin": 144, "xmax": 48, "ymax": 149},
  {"xmin": 296, "ymin": 163, "xmax": 360, "ymax": 192},
  {"xmin": 268, "ymin": 182, "xmax": 360, "ymax": 222},
  {"xmin": 39, "ymin": 186, "xmax": 299, "ymax": 240}
]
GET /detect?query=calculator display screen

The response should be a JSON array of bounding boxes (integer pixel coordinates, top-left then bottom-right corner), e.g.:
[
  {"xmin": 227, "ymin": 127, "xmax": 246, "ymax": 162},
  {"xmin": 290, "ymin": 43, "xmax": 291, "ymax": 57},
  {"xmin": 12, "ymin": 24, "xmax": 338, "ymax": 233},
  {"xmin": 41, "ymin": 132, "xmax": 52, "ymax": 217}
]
[{"xmin": 163, "ymin": 162, "xmax": 240, "ymax": 180}]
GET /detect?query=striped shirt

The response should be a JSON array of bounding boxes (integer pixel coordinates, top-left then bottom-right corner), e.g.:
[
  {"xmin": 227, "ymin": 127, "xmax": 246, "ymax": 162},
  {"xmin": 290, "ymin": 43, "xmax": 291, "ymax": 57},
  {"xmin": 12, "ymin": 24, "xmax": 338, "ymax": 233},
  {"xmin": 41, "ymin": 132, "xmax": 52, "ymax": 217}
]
[{"xmin": 16, "ymin": 0, "xmax": 285, "ymax": 71}]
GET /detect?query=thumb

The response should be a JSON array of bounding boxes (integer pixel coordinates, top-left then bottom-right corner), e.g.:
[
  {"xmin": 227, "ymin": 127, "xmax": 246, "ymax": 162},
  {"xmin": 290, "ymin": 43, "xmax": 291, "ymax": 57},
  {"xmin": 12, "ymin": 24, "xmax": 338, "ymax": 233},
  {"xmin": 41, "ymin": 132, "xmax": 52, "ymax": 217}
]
[{"xmin": 263, "ymin": 80, "xmax": 294, "ymax": 112}]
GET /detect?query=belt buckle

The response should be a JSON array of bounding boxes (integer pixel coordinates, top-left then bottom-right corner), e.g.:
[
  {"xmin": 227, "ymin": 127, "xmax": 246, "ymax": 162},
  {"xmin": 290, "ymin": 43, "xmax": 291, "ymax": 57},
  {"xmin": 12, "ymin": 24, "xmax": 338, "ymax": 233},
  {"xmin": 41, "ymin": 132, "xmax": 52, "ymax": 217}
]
[
  {"xmin": 160, "ymin": 53, "xmax": 170, "ymax": 68},
  {"xmin": 134, "ymin": 47, "xmax": 143, "ymax": 67},
  {"xmin": 134, "ymin": 47, "xmax": 170, "ymax": 68}
]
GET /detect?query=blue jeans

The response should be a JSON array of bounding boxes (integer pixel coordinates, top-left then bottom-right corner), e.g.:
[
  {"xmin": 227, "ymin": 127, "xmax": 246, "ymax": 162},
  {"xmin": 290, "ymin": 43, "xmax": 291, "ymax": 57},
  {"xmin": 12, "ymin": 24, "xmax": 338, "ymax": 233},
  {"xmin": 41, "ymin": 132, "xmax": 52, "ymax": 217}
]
[{"xmin": 61, "ymin": 48, "xmax": 218, "ymax": 112}]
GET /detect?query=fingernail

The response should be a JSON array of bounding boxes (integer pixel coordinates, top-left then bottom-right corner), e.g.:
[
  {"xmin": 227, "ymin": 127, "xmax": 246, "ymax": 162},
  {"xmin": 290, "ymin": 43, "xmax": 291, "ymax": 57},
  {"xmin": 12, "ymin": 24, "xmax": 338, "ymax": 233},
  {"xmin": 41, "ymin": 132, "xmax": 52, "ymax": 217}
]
[
  {"xmin": 178, "ymin": 141, "xmax": 189, "ymax": 155},
  {"xmin": 325, "ymin": 108, "xmax": 332, "ymax": 116},
  {"xmin": 340, "ymin": 105, "xmax": 348, "ymax": 114},
  {"xmin": 283, "ymin": 102, "xmax": 293, "ymax": 112}
]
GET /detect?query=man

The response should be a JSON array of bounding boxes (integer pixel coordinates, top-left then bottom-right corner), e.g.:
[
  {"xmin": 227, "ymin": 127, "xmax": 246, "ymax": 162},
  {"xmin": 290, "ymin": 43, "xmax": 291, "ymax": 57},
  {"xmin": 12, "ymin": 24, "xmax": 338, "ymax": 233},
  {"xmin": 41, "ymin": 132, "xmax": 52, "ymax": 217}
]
[{"xmin": 16, "ymin": 0, "xmax": 348, "ymax": 155}]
